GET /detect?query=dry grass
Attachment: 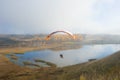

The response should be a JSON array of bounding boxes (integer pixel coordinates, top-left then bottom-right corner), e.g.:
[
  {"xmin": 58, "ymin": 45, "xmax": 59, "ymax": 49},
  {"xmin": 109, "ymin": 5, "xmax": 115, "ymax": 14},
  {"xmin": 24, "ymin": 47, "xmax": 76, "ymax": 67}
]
[
  {"xmin": 56, "ymin": 51, "xmax": 120, "ymax": 80},
  {"xmin": 0, "ymin": 47, "xmax": 39, "ymax": 54},
  {"xmin": 35, "ymin": 59, "xmax": 56, "ymax": 67}
]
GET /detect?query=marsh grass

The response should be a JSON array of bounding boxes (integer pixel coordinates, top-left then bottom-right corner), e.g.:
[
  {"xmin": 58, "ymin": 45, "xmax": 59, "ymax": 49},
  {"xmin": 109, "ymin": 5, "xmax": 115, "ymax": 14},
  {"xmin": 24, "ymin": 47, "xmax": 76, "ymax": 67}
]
[
  {"xmin": 23, "ymin": 61, "xmax": 41, "ymax": 67},
  {"xmin": 35, "ymin": 59, "xmax": 56, "ymax": 67}
]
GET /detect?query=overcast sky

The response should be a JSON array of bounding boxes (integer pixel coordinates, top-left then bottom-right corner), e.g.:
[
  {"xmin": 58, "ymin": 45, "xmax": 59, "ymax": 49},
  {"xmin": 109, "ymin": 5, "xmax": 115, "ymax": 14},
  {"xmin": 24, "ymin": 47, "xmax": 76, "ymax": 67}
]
[{"xmin": 0, "ymin": 0, "xmax": 120, "ymax": 34}]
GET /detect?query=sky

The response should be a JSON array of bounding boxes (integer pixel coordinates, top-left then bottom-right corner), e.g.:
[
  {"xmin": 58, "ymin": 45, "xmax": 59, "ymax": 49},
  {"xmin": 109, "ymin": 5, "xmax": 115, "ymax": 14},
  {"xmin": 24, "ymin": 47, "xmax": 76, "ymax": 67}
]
[{"xmin": 0, "ymin": 0, "xmax": 120, "ymax": 34}]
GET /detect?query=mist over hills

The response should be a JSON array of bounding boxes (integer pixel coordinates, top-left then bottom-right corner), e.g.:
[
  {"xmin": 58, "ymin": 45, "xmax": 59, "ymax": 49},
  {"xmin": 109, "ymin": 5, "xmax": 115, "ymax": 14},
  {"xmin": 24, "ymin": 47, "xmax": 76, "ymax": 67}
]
[{"xmin": 0, "ymin": 34, "xmax": 120, "ymax": 48}]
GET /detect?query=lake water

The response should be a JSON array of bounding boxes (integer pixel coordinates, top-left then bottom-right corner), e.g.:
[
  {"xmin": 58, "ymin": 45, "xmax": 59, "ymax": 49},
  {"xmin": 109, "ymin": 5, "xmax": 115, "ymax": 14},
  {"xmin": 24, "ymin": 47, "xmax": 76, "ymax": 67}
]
[{"xmin": 6, "ymin": 44, "xmax": 120, "ymax": 68}]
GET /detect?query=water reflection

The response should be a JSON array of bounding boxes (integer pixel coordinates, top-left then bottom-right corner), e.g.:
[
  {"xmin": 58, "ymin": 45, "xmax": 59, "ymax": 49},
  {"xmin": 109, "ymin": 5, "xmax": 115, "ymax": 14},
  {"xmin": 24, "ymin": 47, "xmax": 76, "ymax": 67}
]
[{"xmin": 6, "ymin": 44, "xmax": 120, "ymax": 67}]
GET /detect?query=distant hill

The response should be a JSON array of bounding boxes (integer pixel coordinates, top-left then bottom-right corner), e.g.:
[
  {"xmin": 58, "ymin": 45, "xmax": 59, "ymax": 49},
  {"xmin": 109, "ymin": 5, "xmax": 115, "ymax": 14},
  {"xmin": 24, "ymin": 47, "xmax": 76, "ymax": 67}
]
[
  {"xmin": 56, "ymin": 51, "xmax": 120, "ymax": 80},
  {"xmin": 0, "ymin": 37, "xmax": 17, "ymax": 47}
]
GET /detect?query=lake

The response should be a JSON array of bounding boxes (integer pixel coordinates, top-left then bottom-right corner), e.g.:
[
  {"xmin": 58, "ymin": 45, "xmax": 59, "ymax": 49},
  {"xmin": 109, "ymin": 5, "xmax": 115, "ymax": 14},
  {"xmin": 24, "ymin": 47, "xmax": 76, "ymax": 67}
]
[{"xmin": 6, "ymin": 44, "xmax": 120, "ymax": 68}]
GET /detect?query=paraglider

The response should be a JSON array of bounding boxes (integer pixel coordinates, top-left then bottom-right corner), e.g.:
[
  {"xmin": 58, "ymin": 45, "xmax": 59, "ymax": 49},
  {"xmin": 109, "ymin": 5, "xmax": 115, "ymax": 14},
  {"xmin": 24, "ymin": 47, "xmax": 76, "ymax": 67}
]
[
  {"xmin": 45, "ymin": 30, "xmax": 75, "ymax": 40},
  {"xmin": 60, "ymin": 54, "xmax": 63, "ymax": 58}
]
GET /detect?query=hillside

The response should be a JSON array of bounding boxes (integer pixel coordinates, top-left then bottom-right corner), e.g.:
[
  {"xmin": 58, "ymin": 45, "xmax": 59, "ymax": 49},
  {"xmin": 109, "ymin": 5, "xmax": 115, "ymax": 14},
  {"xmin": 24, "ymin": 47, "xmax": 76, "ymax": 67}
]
[
  {"xmin": 0, "ymin": 37, "xmax": 17, "ymax": 47},
  {"xmin": 55, "ymin": 51, "xmax": 120, "ymax": 80}
]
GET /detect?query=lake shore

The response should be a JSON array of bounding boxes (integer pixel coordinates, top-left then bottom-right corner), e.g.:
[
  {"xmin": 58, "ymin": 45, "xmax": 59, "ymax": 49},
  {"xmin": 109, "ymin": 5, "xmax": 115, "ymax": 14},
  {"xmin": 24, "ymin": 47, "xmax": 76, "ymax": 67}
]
[
  {"xmin": 0, "ymin": 51, "xmax": 58, "ymax": 80},
  {"xmin": 0, "ymin": 46, "xmax": 120, "ymax": 80},
  {"xmin": 0, "ymin": 42, "xmax": 82, "ymax": 54},
  {"xmin": 0, "ymin": 47, "xmax": 44, "ymax": 54}
]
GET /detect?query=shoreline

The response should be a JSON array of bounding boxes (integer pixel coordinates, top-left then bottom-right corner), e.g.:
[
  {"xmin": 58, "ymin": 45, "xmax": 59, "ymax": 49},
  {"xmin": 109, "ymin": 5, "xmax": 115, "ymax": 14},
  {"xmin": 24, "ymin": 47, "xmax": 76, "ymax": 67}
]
[
  {"xmin": 0, "ymin": 47, "xmax": 49, "ymax": 54},
  {"xmin": 0, "ymin": 46, "xmax": 120, "ymax": 80}
]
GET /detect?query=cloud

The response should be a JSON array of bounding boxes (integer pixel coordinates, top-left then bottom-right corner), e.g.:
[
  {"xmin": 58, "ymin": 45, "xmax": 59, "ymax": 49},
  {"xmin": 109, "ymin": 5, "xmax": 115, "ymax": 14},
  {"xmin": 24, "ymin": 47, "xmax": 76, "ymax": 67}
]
[
  {"xmin": 0, "ymin": 0, "xmax": 120, "ymax": 34},
  {"xmin": 92, "ymin": 0, "xmax": 120, "ymax": 34}
]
